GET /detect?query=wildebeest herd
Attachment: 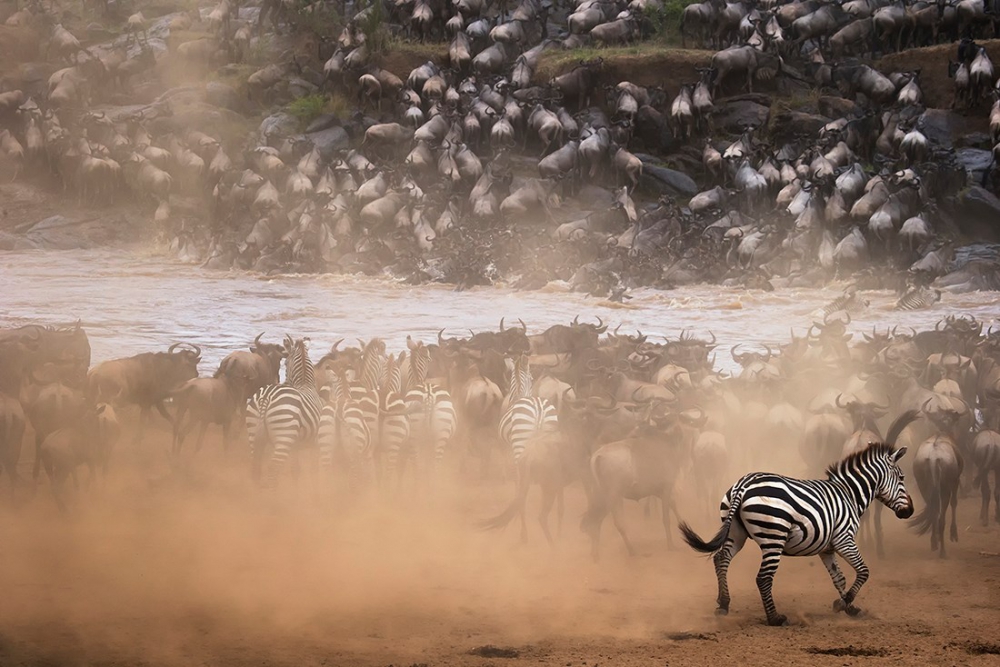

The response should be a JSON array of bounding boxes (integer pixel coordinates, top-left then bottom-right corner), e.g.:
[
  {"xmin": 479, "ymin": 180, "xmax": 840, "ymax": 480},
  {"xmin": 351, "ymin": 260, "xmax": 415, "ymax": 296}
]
[
  {"xmin": 1, "ymin": 311, "xmax": 999, "ymax": 623},
  {"xmin": 2, "ymin": 0, "xmax": 1000, "ymax": 294}
]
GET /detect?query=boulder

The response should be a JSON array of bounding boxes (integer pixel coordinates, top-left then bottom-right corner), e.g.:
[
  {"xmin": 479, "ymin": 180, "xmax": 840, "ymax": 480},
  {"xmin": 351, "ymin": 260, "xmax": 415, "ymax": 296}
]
[
  {"xmin": 955, "ymin": 148, "xmax": 993, "ymax": 185},
  {"xmin": 957, "ymin": 186, "xmax": 1000, "ymax": 241},
  {"xmin": 304, "ymin": 126, "xmax": 350, "ymax": 160},
  {"xmin": 918, "ymin": 108, "xmax": 969, "ymax": 148},
  {"xmin": 713, "ymin": 99, "xmax": 770, "ymax": 134},
  {"xmin": 305, "ymin": 112, "xmax": 341, "ymax": 134},
  {"xmin": 204, "ymin": 81, "xmax": 242, "ymax": 112},
  {"xmin": 259, "ymin": 112, "xmax": 298, "ymax": 140},
  {"xmin": 637, "ymin": 157, "xmax": 698, "ymax": 197},
  {"xmin": 771, "ymin": 110, "xmax": 831, "ymax": 141}
]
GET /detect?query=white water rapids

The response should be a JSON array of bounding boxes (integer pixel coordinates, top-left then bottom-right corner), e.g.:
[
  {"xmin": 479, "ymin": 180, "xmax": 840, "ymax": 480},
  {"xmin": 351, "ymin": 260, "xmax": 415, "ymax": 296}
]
[{"xmin": 2, "ymin": 249, "xmax": 998, "ymax": 371}]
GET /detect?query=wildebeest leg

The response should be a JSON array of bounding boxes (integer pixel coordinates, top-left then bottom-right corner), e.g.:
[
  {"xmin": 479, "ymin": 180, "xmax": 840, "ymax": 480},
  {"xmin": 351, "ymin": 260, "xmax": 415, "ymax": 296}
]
[
  {"xmin": 193, "ymin": 422, "xmax": 209, "ymax": 454},
  {"xmin": 134, "ymin": 406, "xmax": 150, "ymax": 446},
  {"xmin": 714, "ymin": 521, "xmax": 748, "ymax": 614},
  {"xmin": 949, "ymin": 485, "xmax": 959, "ymax": 543},
  {"xmin": 220, "ymin": 420, "xmax": 232, "ymax": 453},
  {"xmin": 660, "ymin": 491, "xmax": 675, "ymax": 549},
  {"xmin": 982, "ymin": 472, "xmax": 992, "ymax": 526},
  {"xmin": 610, "ymin": 498, "xmax": 636, "ymax": 556},
  {"xmin": 155, "ymin": 401, "xmax": 174, "ymax": 425},
  {"xmin": 555, "ymin": 487, "xmax": 564, "ymax": 538},
  {"xmin": 746, "ymin": 68, "xmax": 754, "ymax": 94},
  {"xmin": 172, "ymin": 407, "xmax": 189, "ymax": 457},
  {"xmin": 993, "ymin": 470, "xmax": 1000, "ymax": 523},
  {"xmin": 32, "ymin": 433, "xmax": 44, "ymax": 480},
  {"xmin": 537, "ymin": 483, "xmax": 556, "ymax": 545},
  {"xmin": 756, "ymin": 546, "xmax": 787, "ymax": 625}
]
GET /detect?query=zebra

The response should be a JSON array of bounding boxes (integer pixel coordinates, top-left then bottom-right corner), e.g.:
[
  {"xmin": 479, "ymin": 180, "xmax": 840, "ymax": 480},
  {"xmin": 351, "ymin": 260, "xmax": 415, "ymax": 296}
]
[
  {"xmin": 318, "ymin": 371, "xmax": 371, "ymax": 491},
  {"xmin": 378, "ymin": 352, "xmax": 412, "ymax": 483},
  {"xmin": 894, "ymin": 286, "xmax": 942, "ymax": 311},
  {"xmin": 817, "ymin": 285, "xmax": 869, "ymax": 319},
  {"xmin": 246, "ymin": 336, "xmax": 323, "ymax": 487},
  {"xmin": 499, "ymin": 354, "xmax": 557, "ymax": 465},
  {"xmin": 403, "ymin": 338, "xmax": 458, "ymax": 481},
  {"xmin": 679, "ymin": 410, "xmax": 918, "ymax": 626}
]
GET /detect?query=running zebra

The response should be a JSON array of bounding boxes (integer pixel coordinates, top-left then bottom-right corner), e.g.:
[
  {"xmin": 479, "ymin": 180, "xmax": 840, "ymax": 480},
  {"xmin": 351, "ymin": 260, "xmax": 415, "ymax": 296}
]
[
  {"xmin": 499, "ymin": 354, "xmax": 557, "ymax": 464},
  {"xmin": 246, "ymin": 336, "xmax": 323, "ymax": 487},
  {"xmin": 679, "ymin": 411, "xmax": 918, "ymax": 626},
  {"xmin": 318, "ymin": 370, "xmax": 371, "ymax": 491},
  {"xmin": 817, "ymin": 285, "xmax": 869, "ymax": 319},
  {"xmin": 379, "ymin": 352, "xmax": 412, "ymax": 481}
]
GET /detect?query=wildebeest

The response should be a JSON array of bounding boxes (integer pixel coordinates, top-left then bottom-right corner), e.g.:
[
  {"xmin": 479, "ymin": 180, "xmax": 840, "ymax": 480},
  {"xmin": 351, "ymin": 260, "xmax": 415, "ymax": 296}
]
[{"xmin": 88, "ymin": 343, "xmax": 202, "ymax": 445}]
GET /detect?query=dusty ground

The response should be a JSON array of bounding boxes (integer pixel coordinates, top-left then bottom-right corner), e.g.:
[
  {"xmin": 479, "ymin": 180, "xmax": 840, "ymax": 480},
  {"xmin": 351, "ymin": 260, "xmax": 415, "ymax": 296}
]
[{"xmin": 1, "ymin": 420, "xmax": 998, "ymax": 667}]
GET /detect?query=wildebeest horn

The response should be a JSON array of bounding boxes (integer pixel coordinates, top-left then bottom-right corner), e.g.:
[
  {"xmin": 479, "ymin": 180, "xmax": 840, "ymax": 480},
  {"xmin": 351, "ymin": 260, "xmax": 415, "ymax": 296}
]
[
  {"xmin": 519, "ymin": 319, "xmax": 526, "ymax": 332},
  {"xmin": 168, "ymin": 343, "xmax": 181, "ymax": 353},
  {"xmin": 594, "ymin": 317, "xmax": 607, "ymax": 333},
  {"xmin": 331, "ymin": 339, "xmax": 343, "ymax": 352},
  {"xmin": 921, "ymin": 397, "xmax": 935, "ymax": 414},
  {"xmin": 253, "ymin": 332, "xmax": 264, "ymax": 348},
  {"xmin": 763, "ymin": 345, "xmax": 772, "ymax": 361},
  {"xmin": 500, "ymin": 317, "xmax": 505, "ymax": 331},
  {"xmin": 730, "ymin": 344, "xmax": 741, "ymax": 362},
  {"xmin": 438, "ymin": 329, "xmax": 446, "ymax": 345},
  {"xmin": 572, "ymin": 315, "xmax": 579, "ymax": 325},
  {"xmin": 707, "ymin": 331, "xmax": 716, "ymax": 345},
  {"xmin": 836, "ymin": 393, "xmax": 847, "ymax": 409}
]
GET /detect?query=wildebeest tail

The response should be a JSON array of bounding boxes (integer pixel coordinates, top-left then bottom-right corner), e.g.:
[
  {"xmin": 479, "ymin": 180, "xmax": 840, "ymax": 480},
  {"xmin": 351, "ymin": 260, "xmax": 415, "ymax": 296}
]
[{"xmin": 910, "ymin": 460, "xmax": 941, "ymax": 536}]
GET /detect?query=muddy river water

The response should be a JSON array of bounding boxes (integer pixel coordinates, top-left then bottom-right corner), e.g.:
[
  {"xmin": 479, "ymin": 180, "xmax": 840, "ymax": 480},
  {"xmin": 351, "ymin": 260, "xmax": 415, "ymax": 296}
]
[{"xmin": 2, "ymin": 249, "xmax": 998, "ymax": 370}]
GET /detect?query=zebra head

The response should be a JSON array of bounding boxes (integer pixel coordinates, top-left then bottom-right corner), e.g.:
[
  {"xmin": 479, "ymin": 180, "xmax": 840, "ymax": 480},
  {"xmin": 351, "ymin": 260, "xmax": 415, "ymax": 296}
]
[
  {"xmin": 283, "ymin": 336, "xmax": 315, "ymax": 388},
  {"xmin": 872, "ymin": 445, "xmax": 914, "ymax": 520}
]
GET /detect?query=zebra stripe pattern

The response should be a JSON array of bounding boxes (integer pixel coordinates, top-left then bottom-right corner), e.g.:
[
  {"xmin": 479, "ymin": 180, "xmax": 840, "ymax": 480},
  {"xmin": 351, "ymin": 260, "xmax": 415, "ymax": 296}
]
[
  {"xmin": 894, "ymin": 286, "xmax": 942, "ymax": 311},
  {"xmin": 318, "ymin": 374, "xmax": 371, "ymax": 490},
  {"xmin": 680, "ymin": 411, "xmax": 918, "ymax": 626},
  {"xmin": 405, "ymin": 383, "xmax": 458, "ymax": 474},
  {"xmin": 247, "ymin": 336, "xmax": 323, "ymax": 487},
  {"xmin": 499, "ymin": 397, "xmax": 558, "ymax": 464}
]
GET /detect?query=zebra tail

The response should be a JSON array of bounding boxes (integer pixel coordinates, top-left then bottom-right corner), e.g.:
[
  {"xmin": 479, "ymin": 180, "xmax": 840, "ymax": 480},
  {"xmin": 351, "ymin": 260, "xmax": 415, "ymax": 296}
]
[
  {"xmin": 910, "ymin": 462, "xmax": 941, "ymax": 536},
  {"xmin": 679, "ymin": 481, "xmax": 748, "ymax": 554},
  {"xmin": 479, "ymin": 455, "xmax": 531, "ymax": 531}
]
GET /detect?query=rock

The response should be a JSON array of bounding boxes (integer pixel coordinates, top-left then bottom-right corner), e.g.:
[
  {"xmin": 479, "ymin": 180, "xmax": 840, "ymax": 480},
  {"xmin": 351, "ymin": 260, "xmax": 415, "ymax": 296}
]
[
  {"xmin": 956, "ymin": 132, "xmax": 992, "ymax": 150},
  {"xmin": 771, "ymin": 111, "xmax": 831, "ymax": 141},
  {"xmin": 259, "ymin": 112, "xmax": 298, "ymax": 140},
  {"xmin": 917, "ymin": 108, "xmax": 972, "ymax": 149},
  {"xmin": 637, "ymin": 157, "xmax": 698, "ymax": 197},
  {"xmin": 286, "ymin": 77, "xmax": 319, "ymax": 100},
  {"xmin": 305, "ymin": 113, "xmax": 341, "ymax": 134},
  {"xmin": 304, "ymin": 126, "xmax": 349, "ymax": 160},
  {"xmin": 957, "ymin": 186, "xmax": 1000, "ymax": 241},
  {"xmin": 713, "ymin": 99, "xmax": 770, "ymax": 134},
  {"xmin": 204, "ymin": 81, "xmax": 242, "ymax": 112},
  {"xmin": 955, "ymin": 148, "xmax": 993, "ymax": 185},
  {"xmin": 818, "ymin": 96, "xmax": 858, "ymax": 119}
]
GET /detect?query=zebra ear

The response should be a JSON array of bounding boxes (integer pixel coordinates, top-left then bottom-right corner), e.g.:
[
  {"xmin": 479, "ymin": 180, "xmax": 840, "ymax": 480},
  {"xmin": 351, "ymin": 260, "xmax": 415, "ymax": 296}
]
[{"xmin": 892, "ymin": 447, "xmax": 907, "ymax": 462}]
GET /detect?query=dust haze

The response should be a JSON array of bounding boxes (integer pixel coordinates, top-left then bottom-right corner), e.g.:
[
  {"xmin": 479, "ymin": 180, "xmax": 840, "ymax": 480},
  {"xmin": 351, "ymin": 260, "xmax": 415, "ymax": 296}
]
[{"xmin": 2, "ymin": 415, "xmax": 997, "ymax": 667}]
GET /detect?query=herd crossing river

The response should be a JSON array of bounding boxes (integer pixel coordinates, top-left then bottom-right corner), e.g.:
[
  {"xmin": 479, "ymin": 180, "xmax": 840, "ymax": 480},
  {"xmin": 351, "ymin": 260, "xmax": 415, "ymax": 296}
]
[{"xmin": 1, "ymin": 248, "xmax": 997, "ymax": 370}]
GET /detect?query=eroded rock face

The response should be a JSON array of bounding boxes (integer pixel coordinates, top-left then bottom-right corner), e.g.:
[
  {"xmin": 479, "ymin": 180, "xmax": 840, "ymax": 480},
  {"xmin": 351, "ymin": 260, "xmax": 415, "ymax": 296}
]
[
  {"xmin": 770, "ymin": 111, "xmax": 831, "ymax": 142},
  {"xmin": 639, "ymin": 161, "xmax": 699, "ymax": 197},
  {"xmin": 304, "ymin": 126, "xmax": 350, "ymax": 161},
  {"xmin": 259, "ymin": 112, "xmax": 299, "ymax": 141}
]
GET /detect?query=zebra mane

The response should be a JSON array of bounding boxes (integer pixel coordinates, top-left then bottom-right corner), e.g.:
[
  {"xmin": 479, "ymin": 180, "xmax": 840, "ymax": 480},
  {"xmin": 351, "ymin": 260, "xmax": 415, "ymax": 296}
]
[{"xmin": 826, "ymin": 441, "xmax": 895, "ymax": 480}]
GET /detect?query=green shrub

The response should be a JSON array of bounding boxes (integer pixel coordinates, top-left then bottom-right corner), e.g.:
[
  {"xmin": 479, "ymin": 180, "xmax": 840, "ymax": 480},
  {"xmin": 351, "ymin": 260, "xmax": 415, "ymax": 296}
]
[{"xmin": 287, "ymin": 94, "xmax": 328, "ymax": 121}]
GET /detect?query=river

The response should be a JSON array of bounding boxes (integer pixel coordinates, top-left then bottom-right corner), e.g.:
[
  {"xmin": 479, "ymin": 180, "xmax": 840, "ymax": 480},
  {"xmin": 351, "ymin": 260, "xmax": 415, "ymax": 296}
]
[{"xmin": 1, "ymin": 249, "xmax": 997, "ymax": 371}]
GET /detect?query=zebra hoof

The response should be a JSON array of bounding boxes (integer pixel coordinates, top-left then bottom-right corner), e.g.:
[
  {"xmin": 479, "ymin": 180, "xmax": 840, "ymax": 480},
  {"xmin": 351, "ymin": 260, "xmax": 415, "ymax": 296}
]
[
  {"xmin": 833, "ymin": 599, "xmax": 846, "ymax": 612},
  {"xmin": 845, "ymin": 605, "xmax": 862, "ymax": 618},
  {"xmin": 767, "ymin": 614, "xmax": 788, "ymax": 627},
  {"xmin": 715, "ymin": 607, "xmax": 729, "ymax": 616}
]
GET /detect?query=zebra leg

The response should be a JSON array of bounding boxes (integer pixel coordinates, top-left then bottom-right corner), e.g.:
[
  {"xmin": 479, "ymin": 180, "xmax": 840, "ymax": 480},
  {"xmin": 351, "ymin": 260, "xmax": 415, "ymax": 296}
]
[
  {"xmin": 833, "ymin": 540, "xmax": 869, "ymax": 616},
  {"xmin": 193, "ymin": 422, "xmax": 209, "ymax": 455},
  {"xmin": 713, "ymin": 522, "xmax": 748, "ymax": 615},
  {"xmin": 755, "ymin": 546, "xmax": 787, "ymax": 626},
  {"xmin": 821, "ymin": 551, "xmax": 850, "ymax": 611}
]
